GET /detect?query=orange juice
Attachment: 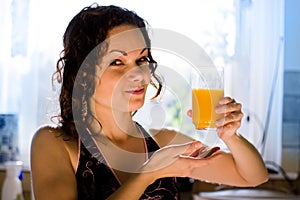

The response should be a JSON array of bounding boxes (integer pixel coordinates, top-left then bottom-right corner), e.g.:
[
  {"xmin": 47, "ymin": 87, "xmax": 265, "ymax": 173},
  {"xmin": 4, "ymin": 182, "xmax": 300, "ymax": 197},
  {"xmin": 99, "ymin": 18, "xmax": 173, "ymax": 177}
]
[{"xmin": 192, "ymin": 89, "xmax": 224, "ymax": 129}]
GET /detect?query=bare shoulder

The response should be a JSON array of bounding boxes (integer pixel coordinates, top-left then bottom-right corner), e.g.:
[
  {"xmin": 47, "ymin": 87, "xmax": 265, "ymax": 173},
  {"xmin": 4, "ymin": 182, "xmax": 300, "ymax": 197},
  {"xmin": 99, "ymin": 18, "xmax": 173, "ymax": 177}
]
[
  {"xmin": 31, "ymin": 125, "xmax": 78, "ymax": 170},
  {"xmin": 31, "ymin": 125, "xmax": 67, "ymax": 149},
  {"xmin": 149, "ymin": 128, "xmax": 194, "ymax": 148},
  {"xmin": 32, "ymin": 125, "xmax": 61, "ymax": 139},
  {"xmin": 31, "ymin": 125, "xmax": 78, "ymax": 198},
  {"xmin": 31, "ymin": 126, "xmax": 64, "ymax": 158}
]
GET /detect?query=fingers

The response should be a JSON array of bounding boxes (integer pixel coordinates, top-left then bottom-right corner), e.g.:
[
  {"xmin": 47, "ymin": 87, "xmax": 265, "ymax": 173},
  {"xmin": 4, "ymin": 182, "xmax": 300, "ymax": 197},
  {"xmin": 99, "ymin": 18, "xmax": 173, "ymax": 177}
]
[
  {"xmin": 218, "ymin": 96, "xmax": 236, "ymax": 104},
  {"xmin": 215, "ymin": 97, "xmax": 243, "ymax": 125},
  {"xmin": 153, "ymin": 141, "xmax": 200, "ymax": 159},
  {"xmin": 188, "ymin": 97, "xmax": 241, "ymax": 118},
  {"xmin": 181, "ymin": 146, "xmax": 220, "ymax": 159},
  {"xmin": 187, "ymin": 109, "xmax": 192, "ymax": 117},
  {"xmin": 180, "ymin": 141, "xmax": 202, "ymax": 157},
  {"xmin": 217, "ymin": 121, "xmax": 241, "ymax": 134},
  {"xmin": 215, "ymin": 97, "xmax": 242, "ymax": 114},
  {"xmin": 187, "ymin": 96, "xmax": 243, "ymax": 134},
  {"xmin": 213, "ymin": 97, "xmax": 244, "ymax": 140},
  {"xmin": 215, "ymin": 110, "xmax": 243, "ymax": 127},
  {"xmin": 142, "ymin": 141, "xmax": 202, "ymax": 172}
]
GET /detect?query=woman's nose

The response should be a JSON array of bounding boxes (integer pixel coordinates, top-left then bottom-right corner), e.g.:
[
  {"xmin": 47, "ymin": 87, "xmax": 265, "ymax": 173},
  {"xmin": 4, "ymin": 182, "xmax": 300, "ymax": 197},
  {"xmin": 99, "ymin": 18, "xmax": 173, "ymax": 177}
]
[{"xmin": 126, "ymin": 66, "xmax": 144, "ymax": 82}]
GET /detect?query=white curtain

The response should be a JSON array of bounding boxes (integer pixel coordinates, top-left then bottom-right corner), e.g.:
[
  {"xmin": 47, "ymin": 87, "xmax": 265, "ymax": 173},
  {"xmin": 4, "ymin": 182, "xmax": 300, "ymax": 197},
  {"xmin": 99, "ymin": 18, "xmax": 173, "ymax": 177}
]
[{"xmin": 233, "ymin": 0, "xmax": 284, "ymax": 164}]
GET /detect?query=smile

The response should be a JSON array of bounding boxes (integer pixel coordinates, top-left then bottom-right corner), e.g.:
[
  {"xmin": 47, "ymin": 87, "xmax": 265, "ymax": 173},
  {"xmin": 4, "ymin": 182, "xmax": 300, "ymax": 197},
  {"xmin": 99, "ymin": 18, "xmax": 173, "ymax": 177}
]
[{"xmin": 125, "ymin": 87, "xmax": 145, "ymax": 95}]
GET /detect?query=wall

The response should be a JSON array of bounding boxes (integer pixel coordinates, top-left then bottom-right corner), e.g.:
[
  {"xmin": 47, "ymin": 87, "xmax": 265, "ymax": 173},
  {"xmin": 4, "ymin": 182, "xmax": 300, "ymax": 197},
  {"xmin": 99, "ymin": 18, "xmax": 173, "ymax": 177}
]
[{"xmin": 282, "ymin": 0, "xmax": 300, "ymax": 172}]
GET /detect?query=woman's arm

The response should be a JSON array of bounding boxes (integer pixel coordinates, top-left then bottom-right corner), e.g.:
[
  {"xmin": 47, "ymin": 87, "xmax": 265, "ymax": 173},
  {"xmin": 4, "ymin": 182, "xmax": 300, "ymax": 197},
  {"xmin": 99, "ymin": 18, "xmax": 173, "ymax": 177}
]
[
  {"xmin": 189, "ymin": 97, "xmax": 268, "ymax": 186},
  {"xmin": 188, "ymin": 135, "xmax": 268, "ymax": 187},
  {"xmin": 30, "ymin": 126, "xmax": 78, "ymax": 200},
  {"xmin": 222, "ymin": 133, "xmax": 268, "ymax": 186},
  {"xmin": 152, "ymin": 97, "xmax": 268, "ymax": 187},
  {"xmin": 108, "ymin": 141, "xmax": 206, "ymax": 200},
  {"xmin": 107, "ymin": 96, "xmax": 268, "ymax": 199},
  {"xmin": 215, "ymin": 97, "xmax": 268, "ymax": 186}
]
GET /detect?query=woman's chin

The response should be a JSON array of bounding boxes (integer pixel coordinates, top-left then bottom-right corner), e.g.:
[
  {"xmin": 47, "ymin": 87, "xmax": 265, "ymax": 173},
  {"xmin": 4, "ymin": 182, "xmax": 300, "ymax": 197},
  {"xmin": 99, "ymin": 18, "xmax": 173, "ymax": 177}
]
[{"xmin": 128, "ymin": 101, "xmax": 145, "ymax": 112}]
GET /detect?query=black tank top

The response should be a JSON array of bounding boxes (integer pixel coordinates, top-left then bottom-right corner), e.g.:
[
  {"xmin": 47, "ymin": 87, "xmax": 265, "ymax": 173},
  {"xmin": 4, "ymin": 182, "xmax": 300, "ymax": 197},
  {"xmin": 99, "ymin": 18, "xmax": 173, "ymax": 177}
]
[{"xmin": 75, "ymin": 123, "xmax": 179, "ymax": 200}]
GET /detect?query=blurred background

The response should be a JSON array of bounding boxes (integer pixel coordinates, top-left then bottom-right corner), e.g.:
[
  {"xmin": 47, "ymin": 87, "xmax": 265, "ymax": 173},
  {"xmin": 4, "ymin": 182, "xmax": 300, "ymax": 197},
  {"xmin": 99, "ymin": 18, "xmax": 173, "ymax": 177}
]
[{"xmin": 0, "ymin": 0, "xmax": 299, "ymax": 198}]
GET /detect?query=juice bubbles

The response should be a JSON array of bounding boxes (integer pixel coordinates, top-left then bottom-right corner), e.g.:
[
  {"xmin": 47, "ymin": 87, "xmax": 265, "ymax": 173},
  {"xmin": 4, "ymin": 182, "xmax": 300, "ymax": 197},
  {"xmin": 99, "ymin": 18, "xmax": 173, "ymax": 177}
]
[{"xmin": 192, "ymin": 89, "xmax": 224, "ymax": 129}]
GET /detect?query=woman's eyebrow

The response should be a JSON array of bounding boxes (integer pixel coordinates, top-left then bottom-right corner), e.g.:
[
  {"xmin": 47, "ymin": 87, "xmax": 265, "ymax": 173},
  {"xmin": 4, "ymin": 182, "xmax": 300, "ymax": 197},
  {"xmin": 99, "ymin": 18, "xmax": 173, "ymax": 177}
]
[
  {"xmin": 108, "ymin": 47, "xmax": 148, "ymax": 56},
  {"xmin": 109, "ymin": 49, "xmax": 128, "ymax": 56},
  {"xmin": 140, "ymin": 47, "xmax": 149, "ymax": 55}
]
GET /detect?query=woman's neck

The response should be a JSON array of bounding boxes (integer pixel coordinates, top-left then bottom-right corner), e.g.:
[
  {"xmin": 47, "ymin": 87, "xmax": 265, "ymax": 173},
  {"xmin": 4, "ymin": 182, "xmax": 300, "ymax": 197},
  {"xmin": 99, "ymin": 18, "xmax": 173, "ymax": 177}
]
[{"xmin": 94, "ymin": 107, "xmax": 139, "ymax": 143}]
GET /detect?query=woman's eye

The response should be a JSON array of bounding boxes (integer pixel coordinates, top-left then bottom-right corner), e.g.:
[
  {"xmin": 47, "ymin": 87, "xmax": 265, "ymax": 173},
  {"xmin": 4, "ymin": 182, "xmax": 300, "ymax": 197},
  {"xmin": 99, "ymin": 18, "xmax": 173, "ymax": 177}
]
[
  {"xmin": 137, "ymin": 56, "xmax": 150, "ymax": 65},
  {"xmin": 110, "ymin": 59, "xmax": 123, "ymax": 66}
]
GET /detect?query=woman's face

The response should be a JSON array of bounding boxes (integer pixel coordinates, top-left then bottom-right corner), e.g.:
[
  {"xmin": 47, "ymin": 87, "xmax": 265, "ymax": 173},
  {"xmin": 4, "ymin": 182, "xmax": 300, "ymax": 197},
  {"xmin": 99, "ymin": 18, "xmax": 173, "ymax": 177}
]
[{"xmin": 94, "ymin": 25, "xmax": 151, "ymax": 113}]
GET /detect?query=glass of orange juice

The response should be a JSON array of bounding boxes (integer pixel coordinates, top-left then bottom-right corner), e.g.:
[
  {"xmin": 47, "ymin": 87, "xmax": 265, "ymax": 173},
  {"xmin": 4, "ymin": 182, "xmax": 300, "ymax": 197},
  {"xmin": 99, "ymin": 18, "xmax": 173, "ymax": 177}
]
[{"xmin": 191, "ymin": 66, "xmax": 224, "ymax": 130}]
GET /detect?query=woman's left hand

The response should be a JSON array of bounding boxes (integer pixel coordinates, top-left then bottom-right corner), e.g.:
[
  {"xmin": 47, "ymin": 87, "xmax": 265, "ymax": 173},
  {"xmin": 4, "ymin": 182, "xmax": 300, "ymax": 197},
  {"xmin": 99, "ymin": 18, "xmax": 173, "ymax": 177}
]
[
  {"xmin": 187, "ymin": 97, "xmax": 244, "ymax": 142},
  {"xmin": 214, "ymin": 97, "xmax": 243, "ymax": 141}
]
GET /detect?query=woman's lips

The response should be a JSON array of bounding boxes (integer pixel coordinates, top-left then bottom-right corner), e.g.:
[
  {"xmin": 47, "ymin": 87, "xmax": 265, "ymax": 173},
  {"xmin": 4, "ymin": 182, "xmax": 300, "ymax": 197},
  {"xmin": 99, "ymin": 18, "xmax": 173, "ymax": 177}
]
[{"xmin": 125, "ymin": 87, "xmax": 145, "ymax": 95}]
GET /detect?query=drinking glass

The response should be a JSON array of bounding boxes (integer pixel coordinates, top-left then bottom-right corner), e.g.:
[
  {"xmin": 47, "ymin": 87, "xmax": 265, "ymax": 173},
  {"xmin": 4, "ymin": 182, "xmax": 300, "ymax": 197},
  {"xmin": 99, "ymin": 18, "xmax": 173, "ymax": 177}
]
[{"xmin": 191, "ymin": 66, "xmax": 224, "ymax": 130}]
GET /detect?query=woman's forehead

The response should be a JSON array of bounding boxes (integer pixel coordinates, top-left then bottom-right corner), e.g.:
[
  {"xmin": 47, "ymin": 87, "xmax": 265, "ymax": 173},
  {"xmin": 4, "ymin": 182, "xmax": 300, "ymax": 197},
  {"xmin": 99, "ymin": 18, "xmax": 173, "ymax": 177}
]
[{"xmin": 106, "ymin": 25, "xmax": 148, "ymax": 54}]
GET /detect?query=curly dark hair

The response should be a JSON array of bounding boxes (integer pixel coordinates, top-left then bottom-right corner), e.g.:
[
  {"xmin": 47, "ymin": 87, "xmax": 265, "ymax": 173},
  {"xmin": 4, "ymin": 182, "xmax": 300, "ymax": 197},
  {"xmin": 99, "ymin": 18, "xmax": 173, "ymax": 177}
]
[{"xmin": 53, "ymin": 3, "xmax": 162, "ymax": 138}]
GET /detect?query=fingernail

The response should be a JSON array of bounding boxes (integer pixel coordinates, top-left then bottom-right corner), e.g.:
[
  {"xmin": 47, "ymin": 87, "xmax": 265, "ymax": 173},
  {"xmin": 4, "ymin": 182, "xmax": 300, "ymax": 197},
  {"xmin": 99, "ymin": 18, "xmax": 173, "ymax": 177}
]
[
  {"xmin": 215, "ymin": 107, "xmax": 221, "ymax": 113},
  {"xmin": 194, "ymin": 141, "xmax": 201, "ymax": 148},
  {"xmin": 215, "ymin": 120, "xmax": 221, "ymax": 126}
]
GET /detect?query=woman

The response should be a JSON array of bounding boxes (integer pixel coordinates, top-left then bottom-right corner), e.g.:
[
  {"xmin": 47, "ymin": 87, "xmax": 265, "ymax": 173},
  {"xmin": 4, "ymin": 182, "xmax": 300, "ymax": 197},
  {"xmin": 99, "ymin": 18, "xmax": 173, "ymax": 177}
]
[{"xmin": 30, "ymin": 4, "xmax": 268, "ymax": 200}]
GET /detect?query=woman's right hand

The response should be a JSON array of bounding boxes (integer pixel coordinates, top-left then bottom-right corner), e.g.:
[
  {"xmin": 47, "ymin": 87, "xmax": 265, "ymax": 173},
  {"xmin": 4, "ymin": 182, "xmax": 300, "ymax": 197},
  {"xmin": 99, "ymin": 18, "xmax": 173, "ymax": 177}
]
[{"xmin": 140, "ymin": 141, "xmax": 220, "ymax": 179}]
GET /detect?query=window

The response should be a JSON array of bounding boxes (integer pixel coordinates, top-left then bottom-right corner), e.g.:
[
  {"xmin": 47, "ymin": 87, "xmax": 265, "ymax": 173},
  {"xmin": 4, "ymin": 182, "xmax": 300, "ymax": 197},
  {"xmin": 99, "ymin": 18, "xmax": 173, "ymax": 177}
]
[{"xmin": 0, "ymin": 0, "xmax": 239, "ymax": 168}]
